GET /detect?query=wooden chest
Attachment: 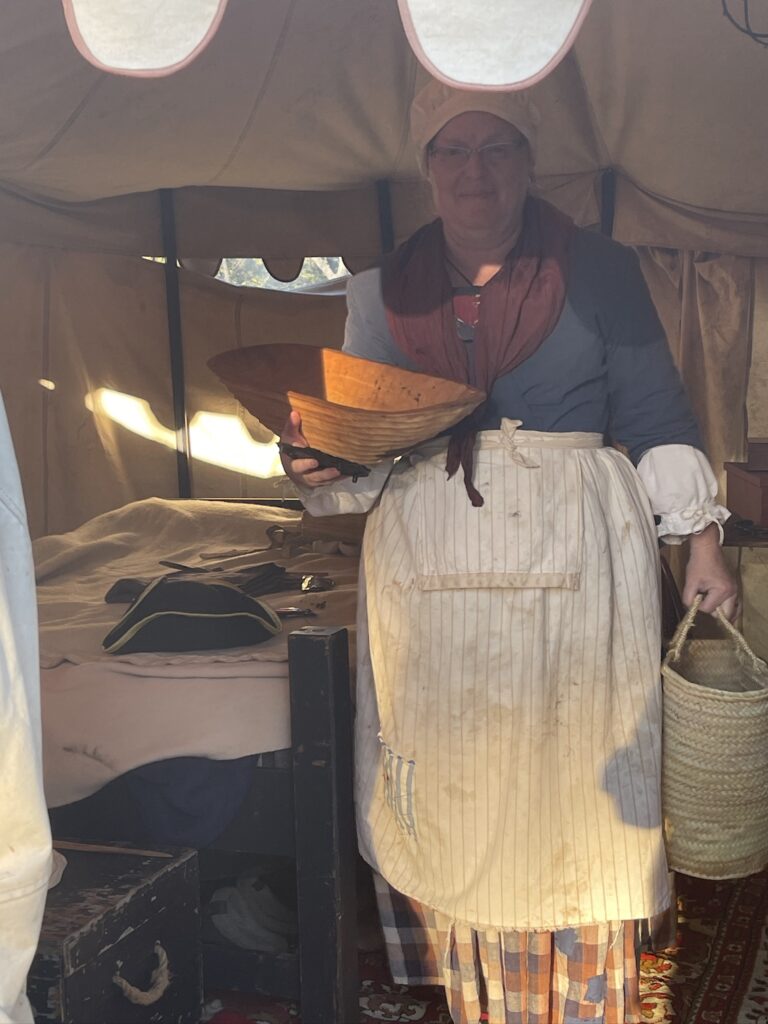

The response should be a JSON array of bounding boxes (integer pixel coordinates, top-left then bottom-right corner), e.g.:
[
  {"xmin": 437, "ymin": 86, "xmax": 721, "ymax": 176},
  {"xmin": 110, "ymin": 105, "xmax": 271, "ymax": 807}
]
[
  {"xmin": 746, "ymin": 439, "xmax": 768, "ymax": 471},
  {"xmin": 725, "ymin": 462, "xmax": 768, "ymax": 528},
  {"xmin": 28, "ymin": 846, "xmax": 201, "ymax": 1024}
]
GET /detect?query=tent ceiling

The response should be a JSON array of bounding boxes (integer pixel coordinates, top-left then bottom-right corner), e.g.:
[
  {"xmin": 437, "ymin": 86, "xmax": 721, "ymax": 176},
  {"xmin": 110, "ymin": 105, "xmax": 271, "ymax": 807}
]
[
  {"xmin": 1, "ymin": 0, "xmax": 767, "ymax": 256},
  {"xmin": 0, "ymin": 0, "xmax": 420, "ymax": 197}
]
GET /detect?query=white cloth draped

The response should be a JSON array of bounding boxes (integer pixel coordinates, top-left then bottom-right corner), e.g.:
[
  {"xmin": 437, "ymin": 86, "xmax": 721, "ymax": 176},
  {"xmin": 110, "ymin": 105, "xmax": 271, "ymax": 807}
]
[{"xmin": 0, "ymin": 394, "xmax": 51, "ymax": 1024}]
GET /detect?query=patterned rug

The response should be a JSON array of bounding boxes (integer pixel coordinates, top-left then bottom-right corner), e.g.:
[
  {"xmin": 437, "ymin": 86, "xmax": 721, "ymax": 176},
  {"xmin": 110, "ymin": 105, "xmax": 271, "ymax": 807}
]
[
  {"xmin": 205, "ymin": 871, "xmax": 768, "ymax": 1024},
  {"xmin": 640, "ymin": 870, "xmax": 768, "ymax": 1023}
]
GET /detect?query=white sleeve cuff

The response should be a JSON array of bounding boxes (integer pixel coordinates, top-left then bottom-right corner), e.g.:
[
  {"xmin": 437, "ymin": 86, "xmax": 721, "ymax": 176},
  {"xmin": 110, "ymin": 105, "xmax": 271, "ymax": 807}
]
[
  {"xmin": 636, "ymin": 444, "xmax": 731, "ymax": 545},
  {"xmin": 292, "ymin": 459, "xmax": 395, "ymax": 516}
]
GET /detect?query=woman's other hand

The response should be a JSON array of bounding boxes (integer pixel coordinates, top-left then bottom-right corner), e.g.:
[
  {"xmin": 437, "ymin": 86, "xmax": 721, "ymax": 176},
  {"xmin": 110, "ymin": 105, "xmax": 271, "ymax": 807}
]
[
  {"xmin": 279, "ymin": 411, "xmax": 345, "ymax": 488},
  {"xmin": 682, "ymin": 522, "xmax": 740, "ymax": 620}
]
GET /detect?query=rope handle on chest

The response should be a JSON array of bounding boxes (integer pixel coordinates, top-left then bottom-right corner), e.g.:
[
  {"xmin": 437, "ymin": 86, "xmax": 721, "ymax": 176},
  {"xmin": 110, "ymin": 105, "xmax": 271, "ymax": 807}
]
[{"xmin": 113, "ymin": 941, "xmax": 171, "ymax": 1005}]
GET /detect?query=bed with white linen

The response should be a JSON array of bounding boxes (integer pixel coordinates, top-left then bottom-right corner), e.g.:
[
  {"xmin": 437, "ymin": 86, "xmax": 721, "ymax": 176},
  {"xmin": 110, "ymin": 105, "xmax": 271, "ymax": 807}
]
[
  {"xmin": 36, "ymin": 496, "xmax": 361, "ymax": 1017},
  {"xmin": 35, "ymin": 497, "xmax": 359, "ymax": 807}
]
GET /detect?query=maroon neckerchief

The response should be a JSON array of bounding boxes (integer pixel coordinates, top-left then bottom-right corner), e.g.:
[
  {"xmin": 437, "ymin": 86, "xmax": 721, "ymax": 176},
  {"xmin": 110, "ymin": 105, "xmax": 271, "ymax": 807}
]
[{"xmin": 382, "ymin": 197, "xmax": 574, "ymax": 506}]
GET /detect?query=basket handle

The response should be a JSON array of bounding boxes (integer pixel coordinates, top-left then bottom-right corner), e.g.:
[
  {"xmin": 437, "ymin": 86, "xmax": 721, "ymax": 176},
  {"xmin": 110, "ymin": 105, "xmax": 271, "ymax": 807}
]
[{"xmin": 666, "ymin": 593, "xmax": 764, "ymax": 670}]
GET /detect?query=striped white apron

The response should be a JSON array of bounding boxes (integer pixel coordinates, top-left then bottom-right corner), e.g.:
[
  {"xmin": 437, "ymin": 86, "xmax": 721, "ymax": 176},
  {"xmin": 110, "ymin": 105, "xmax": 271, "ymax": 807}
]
[{"xmin": 354, "ymin": 420, "xmax": 671, "ymax": 931}]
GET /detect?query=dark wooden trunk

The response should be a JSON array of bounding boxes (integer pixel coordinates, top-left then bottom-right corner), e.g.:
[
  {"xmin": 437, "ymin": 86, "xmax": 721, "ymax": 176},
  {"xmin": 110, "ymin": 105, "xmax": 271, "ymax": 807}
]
[
  {"xmin": 28, "ymin": 847, "xmax": 201, "ymax": 1024},
  {"xmin": 725, "ymin": 462, "xmax": 768, "ymax": 527},
  {"xmin": 41, "ymin": 625, "xmax": 358, "ymax": 1022}
]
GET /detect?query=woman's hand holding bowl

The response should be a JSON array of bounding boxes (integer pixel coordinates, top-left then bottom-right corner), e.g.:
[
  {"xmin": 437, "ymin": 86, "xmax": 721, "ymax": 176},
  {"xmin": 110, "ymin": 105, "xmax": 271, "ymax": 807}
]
[{"xmin": 279, "ymin": 410, "xmax": 346, "ymax": 487}]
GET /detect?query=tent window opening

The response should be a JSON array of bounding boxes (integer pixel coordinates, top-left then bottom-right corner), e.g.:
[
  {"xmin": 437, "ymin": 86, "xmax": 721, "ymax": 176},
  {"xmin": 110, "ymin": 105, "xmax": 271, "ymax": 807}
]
[{"xmin": 217, "ymin": 257, "xmax": 349, "ymax": 291}]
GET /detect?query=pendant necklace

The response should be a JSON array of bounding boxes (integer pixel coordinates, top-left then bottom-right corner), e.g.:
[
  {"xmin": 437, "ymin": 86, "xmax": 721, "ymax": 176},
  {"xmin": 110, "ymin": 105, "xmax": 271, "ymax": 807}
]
[
  {"xmin": 444, "ymin": 255, "xmax": 481, "ymax": 289},
  {"xmin": 446, "ymin": 256, "xmax": 482, "ymax": 332}
]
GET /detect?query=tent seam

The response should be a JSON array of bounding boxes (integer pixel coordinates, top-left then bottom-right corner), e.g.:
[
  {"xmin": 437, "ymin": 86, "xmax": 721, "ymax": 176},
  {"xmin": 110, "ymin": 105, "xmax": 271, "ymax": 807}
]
[
  {"xmin": 566, "ymin": 49, "xmax": 611, "ymax": 171},
  {"xmin": 209, "ymin": 0, "xmax": 300, "ymax": 185},
  {"xmin": 743, "ymin": 258, "xmax": 756, "ymax": 444},
  {"xmin": 391, "ymin": 55, "xmax": 421, "ymax": 176},
  {"xmin": 21, "ymin": 75, "xmax": 107, "ymax": 171},
  {"xmin": 41, "ymin": 254, "xmax": 51, "ymax": 537},
  {"xmin": 619, "ymin": 175, "xmax": 768, "ymax": 222}
]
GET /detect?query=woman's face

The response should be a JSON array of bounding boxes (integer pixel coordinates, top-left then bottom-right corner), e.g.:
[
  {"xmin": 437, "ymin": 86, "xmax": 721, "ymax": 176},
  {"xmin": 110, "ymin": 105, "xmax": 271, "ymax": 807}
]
[{"xmin": 426, "ymin": 111, "xmax": 531, "ymax": 239}]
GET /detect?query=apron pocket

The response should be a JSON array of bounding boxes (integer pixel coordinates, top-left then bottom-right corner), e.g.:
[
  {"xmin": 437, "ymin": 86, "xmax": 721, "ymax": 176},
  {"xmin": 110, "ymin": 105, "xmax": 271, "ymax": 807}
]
[
  {"xmin": 380, "ymin": 738, "xmax": 417, "ymax": 838},
  {"xmin": 414, "ymin": 445, "xmax": 584, "ymax": 590}
]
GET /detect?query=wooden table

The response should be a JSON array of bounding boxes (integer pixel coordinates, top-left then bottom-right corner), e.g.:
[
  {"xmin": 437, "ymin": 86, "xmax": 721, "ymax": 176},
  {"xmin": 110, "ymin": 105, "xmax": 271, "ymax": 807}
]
[{"xmin": 723, "ymin": 517, "xmax": 768, "ymax": 548}]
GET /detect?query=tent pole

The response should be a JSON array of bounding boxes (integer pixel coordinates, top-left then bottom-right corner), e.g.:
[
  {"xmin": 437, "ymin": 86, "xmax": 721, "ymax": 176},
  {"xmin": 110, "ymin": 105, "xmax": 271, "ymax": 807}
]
[
  {"xmin": 600, "ymin": 168, "xmax": 616, "ymax": 238},
  {"xmin": 376, "ymin": 179, "xmax": 395, "ymax": 253},
  {"xmin": 159, "ymin": 188, "xmax": 192, "ymax": 499}
]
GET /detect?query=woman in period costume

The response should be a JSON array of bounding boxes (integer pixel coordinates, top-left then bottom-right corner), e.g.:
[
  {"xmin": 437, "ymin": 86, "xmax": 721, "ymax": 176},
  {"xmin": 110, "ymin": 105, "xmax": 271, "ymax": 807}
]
[{"xmin": 280, "ymin": 80, "xmax": 738, "ymax": 1024}]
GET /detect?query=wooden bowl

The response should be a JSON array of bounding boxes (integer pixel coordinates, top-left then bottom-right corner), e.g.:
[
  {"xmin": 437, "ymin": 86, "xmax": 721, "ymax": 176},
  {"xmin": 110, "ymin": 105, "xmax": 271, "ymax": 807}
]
[{"xmin": 208, "ymin": 345, "xmax": 485, "ymax": 464}]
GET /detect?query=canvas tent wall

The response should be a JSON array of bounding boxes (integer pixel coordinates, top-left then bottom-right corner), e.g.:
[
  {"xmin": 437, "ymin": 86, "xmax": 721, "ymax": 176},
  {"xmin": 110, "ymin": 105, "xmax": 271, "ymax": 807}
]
[
  {"xmin": 0, "ymin": 0, "xmax": 767, "ymax": 539},
  {"xmin": 3, "ymin": 0, "xmax": 768, "ymax": 252}
]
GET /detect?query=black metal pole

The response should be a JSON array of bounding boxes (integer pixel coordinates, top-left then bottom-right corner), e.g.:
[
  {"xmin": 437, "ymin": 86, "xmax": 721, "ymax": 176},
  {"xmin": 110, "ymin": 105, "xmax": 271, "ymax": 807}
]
[
  {"xmin": 159, "ymin": 188, "xmax": 192, "ymax": 498},
  {"xmin": 600, "ymin": 167, "xmax": 616, "ymax": 238},
  {"xmin": 375, "ymin": 179, "xmax": 395, "ymax": 254}
]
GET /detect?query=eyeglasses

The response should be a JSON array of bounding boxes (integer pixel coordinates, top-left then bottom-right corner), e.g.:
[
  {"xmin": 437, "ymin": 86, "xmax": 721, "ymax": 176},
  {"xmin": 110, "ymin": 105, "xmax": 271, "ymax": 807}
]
[{"xmin": 428, "ymin": 138, "xmax": 527, "ymax": 169}]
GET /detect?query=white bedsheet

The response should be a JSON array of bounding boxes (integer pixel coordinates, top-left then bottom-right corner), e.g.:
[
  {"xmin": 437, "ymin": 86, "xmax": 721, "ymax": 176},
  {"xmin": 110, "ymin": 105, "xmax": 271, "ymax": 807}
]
[{"xmin": 36, "ymin": 498, "xmax": 359, "ymax": 806}]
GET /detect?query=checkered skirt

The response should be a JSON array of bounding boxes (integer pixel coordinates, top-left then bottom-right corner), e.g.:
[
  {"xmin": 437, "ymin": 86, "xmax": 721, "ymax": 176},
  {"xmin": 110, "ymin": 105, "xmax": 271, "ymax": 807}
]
[{"xmin": 374, "ymin": 874, "xmax": 642, "ymax": 1024}]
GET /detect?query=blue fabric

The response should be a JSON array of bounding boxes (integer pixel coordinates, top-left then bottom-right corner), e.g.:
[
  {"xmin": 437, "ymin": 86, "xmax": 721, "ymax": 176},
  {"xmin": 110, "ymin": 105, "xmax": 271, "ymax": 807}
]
[
  {"xmin": 49, "ymin": 755, "xmax": 258, "ymax": 848},
  {"xmin": 343, "ymin": 229, "xmax": 701, "ymax": 464},
  {"xmin": 124, "ymin": 756, "xmax": 258, "ymax": 847}
]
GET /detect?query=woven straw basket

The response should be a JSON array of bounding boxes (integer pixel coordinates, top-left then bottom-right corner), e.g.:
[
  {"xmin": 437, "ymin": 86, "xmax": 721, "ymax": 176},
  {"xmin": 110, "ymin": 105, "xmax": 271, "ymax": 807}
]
[
  {"xmin": 662, "ymin": 595, "xmax": 768, "ymax": 879},
  {"xmin": 209, "ymin": 345, "xmax": 485, "ymax": 465}
]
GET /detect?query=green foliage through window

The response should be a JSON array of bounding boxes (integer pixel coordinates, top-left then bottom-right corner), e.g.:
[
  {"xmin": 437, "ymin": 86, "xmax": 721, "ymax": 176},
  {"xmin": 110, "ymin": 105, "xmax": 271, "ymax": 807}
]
[{"xmin": 216, "ymin": 257, "xmax": 348, "ymax": 290}]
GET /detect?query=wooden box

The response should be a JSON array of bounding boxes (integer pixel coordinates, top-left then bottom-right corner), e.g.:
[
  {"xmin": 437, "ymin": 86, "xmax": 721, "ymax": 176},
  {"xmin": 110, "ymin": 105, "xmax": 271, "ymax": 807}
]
[
  {"xmin": 747, "ymin": 439, "xmax": 768, "ymax": 471},
  {"xmin": 725, "ymin": 462, "xmax": 768, "ymax": 527},
  {"xmin": 28, "ymin": 846, "xmax": 201, "ymax": 1024}
]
